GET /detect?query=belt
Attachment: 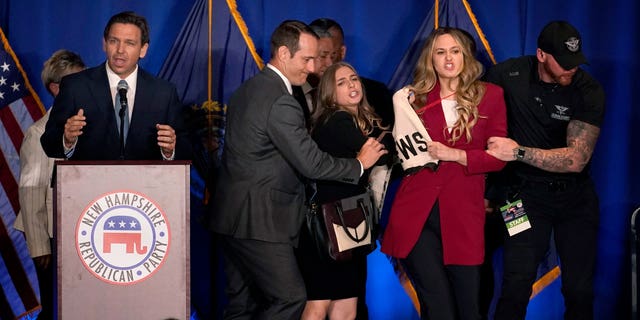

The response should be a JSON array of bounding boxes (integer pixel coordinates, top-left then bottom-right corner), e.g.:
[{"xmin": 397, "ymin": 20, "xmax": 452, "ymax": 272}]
[{"xmin": 519, "ymin": 175, "xmax": 587, "ymax": 192}]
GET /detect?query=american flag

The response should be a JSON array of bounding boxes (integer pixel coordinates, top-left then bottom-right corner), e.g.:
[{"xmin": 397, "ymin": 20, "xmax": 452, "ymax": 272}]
[{"xmin": 0, "ymin": 27, "xmax": 44, "ymax": 320}]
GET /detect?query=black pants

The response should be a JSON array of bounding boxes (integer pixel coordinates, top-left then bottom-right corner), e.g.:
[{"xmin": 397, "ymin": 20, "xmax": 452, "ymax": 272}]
[
  {"xmin": 35, "ymin": 256, "xmax": 54, "ymax": 320},
  {"xmin": 220, "ymin": 235, "xmax": 306, "ymax": 320},
  {"xmin": 494, "ymin": 178, "xmax": 599, "ymax": 320},
  {"xmin": 402, "ymin": 202, "xmax": 481, "ymax": 320},
  {"xmin": 480, "ymin": 210, "xmax": 507, "ymax": 320}
]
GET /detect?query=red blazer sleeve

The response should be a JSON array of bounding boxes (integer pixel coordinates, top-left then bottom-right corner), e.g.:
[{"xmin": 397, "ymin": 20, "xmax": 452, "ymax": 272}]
[{"xmin": 465, "ymin": 83, "xmax": 507, "ymax": 175}]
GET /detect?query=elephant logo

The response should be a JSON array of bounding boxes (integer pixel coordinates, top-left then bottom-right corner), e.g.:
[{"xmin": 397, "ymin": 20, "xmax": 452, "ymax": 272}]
[
  {"xmin": 102, "ymin": 215, "xmax": 148, "ymax": 254},
  {"xmin": 76, "ymin": 191, "xmax": 170, "ymax": 285}
]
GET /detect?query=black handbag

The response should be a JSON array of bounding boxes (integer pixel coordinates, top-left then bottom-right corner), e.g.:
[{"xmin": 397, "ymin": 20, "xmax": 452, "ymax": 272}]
[{"xmin": 305, "ymin": 192, "xmax": 376, "ymax": 261}]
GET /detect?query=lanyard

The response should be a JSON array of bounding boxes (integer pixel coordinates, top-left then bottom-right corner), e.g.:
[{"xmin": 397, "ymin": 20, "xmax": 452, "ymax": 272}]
[{"xmin": 415, "ymin": 92, "xmax": 455, "ymax": 115}]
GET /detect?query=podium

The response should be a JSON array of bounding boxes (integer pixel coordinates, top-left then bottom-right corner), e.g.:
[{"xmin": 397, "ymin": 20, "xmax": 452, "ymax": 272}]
[{"xmin": 54, "ymin": 161, "xmax": 190, "ymax": 319}]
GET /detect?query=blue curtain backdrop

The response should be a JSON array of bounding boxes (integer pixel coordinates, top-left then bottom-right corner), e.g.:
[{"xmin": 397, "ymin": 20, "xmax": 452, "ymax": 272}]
[{"xmin": 3, "ymin": 0, "xmax": 639, "ymax": 319}]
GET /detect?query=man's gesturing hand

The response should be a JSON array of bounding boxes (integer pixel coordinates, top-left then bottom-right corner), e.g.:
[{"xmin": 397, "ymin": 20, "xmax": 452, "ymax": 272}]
[
  {"xmin": 64, "ymin": 108, "xmax": 86, "ymax": 148},
  {"xmin": 356, "ymin": 137, "xmax": 388, "ymax": 169}
]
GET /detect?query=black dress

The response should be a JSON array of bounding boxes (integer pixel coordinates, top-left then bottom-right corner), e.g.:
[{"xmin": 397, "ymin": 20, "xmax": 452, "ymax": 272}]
[{"xmin": 296, "ymin": 110, "xmax": 393, "ymax": 300}]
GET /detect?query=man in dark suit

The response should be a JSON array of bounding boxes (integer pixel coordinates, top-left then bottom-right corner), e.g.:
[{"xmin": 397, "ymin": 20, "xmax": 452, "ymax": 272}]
[
  {"xmin": 210, "ymin": 20, "xmax": 387, "ymax": 319},
  {"xmin": 41, "ymin": 11, "xmax": 188, "ymax": 161}
]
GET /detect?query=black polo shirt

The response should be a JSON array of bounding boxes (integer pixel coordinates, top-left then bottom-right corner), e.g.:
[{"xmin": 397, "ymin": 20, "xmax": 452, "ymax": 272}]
[{"xmin": 485, "ymin": 56, "xmax": 605, "ymax": 180}]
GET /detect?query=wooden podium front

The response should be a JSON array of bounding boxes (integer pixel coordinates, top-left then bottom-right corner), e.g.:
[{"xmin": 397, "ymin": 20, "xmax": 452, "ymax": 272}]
[{"xmin": 54, "ymin": 161, "xmax": 190, "ymax": 319}]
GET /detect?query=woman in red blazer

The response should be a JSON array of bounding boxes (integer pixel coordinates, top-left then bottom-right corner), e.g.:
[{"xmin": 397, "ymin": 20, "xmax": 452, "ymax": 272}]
[{"xmin": 381, "ymin": 27, "xmax": 507, "ymax": 320}]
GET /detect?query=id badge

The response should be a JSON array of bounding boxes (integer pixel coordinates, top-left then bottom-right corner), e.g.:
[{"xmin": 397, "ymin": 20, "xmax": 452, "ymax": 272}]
[{"xmin": 499, "ymin": 199, "xmax": 531, "ymax": 236}]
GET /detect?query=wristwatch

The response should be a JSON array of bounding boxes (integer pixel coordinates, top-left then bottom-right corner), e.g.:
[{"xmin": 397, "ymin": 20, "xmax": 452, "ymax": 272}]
[{"xmin": 514, "ymin": 147, "xmax": 526, "ymax": 160}]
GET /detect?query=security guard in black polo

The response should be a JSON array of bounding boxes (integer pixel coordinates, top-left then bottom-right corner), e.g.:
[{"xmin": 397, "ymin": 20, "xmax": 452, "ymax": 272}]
[{"xmin": 484, "ymin": 21, "xmax": 605, "ymax": 320}]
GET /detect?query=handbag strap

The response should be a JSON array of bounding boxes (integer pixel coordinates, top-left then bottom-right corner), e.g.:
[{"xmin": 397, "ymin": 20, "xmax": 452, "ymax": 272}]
[{"xmin": 334, "ymin": 199, "xmax": 370, "ymax": 242}]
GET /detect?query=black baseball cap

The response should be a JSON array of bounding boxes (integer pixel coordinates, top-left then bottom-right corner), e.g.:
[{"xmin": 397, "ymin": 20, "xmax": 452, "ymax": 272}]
[{"xmin": 537, "ymin": 21, "xmax": 588, "ymax": 70}]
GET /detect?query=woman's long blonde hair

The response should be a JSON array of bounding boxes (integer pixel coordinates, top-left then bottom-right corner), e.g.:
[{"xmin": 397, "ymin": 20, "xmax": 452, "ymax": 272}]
[
  {"xmin": 314, "ymin": 62, "xmax": 386, "ymax": 135},
  {"xmin": 409, "ymin": 27, "xmax": 486, "ymax": 144}
]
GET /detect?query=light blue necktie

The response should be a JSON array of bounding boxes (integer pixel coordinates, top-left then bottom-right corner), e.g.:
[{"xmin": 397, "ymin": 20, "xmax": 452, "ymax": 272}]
[{"xmin": 115, "ymin": 80, "xmax": 130, "ymax": 143}]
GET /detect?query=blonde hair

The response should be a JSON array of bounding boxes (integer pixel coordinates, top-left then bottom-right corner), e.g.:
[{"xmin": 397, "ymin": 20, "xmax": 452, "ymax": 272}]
[
  {"xmin": 314, "ymin": 62, "xmax": 386, "ymax": 135},
  {"xmin": 41, "ymin": 49, "xmax": 85, "ymax": 96},
  {"xmin": 409, "ymin": 27, "xmax": 485, "ymax": 144}
]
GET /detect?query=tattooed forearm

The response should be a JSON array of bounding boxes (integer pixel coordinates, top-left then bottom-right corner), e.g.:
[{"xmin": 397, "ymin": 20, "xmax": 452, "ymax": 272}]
[
  {"xmin": 519, "ymin": 120, "xmax": 600, "ymax": 173},
  {"xmin": 521, "ymin": 147, "xmax": 575, "ymax": 172},
  {"xmin": 567, "ymin": 120, "xmax": 600, "ymax": 166}
]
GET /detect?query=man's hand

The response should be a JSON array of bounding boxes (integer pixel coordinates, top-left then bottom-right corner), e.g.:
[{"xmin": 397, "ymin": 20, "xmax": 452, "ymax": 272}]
[
  {"xmin": 356, "ymin": 138, "xmax": 387, "ymax": 170},
  {"xmin": 64, "ymin": 109, "xmax": 86, "ymax": 148},
  {"xmin": 156, "ymin": 124, "xmax": 176, "ymax": 158},
  {"xmin": 487, "ymin": 136, "xmax": 519, "ymax": 161}
]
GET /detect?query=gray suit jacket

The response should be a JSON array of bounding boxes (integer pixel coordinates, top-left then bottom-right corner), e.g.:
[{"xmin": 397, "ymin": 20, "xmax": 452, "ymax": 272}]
[{"xmin": 210, "ymin": 67, "xmax": 360, "ymax": 245}]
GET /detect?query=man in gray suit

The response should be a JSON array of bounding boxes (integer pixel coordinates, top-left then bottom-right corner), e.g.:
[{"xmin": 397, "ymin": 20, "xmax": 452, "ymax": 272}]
[{"xmin": 210, "ymin": 20, "xmax": 387, "ymax": 319}]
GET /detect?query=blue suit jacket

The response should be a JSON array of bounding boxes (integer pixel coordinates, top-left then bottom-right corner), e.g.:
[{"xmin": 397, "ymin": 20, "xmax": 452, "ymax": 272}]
[{"xmin": 41, "ymin": 63, "xmax": 190, "ymax": 160}]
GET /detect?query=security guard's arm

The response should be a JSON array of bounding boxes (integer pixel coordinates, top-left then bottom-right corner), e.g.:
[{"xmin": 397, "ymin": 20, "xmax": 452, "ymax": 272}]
[
  {"xmin": 487, "ymin": 119, "xmax": 600, "ymax": 173},
  {"xmin": 517, "ymin": 120, "xmax": 600, "ymax": 173}
]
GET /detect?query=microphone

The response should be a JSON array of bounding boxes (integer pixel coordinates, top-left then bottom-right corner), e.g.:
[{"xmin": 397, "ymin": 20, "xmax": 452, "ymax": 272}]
[
  {"xmin": 116, "ymin": 80, "xmax": 129, "ymax": 159},
  {"xmin": 117, "ymin": 80, "xmax": 128, "ymax": 116}
]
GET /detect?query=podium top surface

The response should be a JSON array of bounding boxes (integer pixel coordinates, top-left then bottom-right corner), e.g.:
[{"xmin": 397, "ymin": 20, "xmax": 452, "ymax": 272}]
[{"xmin": 55, "ymin": 160, "xmax": 191, "ymax": 166}]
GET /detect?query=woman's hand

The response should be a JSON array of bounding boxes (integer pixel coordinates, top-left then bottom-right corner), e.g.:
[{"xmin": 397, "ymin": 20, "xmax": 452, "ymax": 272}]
[{"xmin": 427, "ymin": 141, "xmax": 467, "ymax": 165}]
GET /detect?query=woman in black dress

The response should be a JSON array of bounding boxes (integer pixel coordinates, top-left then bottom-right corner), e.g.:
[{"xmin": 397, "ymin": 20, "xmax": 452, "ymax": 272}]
[{"xmin": 297, "ymin": 62, "xmax": 393, "ymax": 319}]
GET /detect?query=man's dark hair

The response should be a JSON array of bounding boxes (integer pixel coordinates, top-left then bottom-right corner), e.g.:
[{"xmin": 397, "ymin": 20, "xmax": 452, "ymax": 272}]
[
  {"xmin": 270, "ymin": 20, "xmax": 318, "ymax": 58},
  {"xmin": 310, "ymin": 25, "xmax": 332, "ymax": 39},
  {"xmin": 309, "ymin": 18, "xmax": 344, "ymax": 39},
  {"xmin": 103, "ymin": 11, "xmax": 150, "ymax": 45}
]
